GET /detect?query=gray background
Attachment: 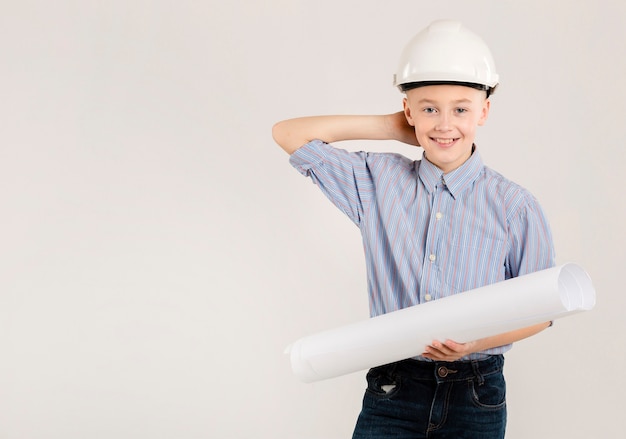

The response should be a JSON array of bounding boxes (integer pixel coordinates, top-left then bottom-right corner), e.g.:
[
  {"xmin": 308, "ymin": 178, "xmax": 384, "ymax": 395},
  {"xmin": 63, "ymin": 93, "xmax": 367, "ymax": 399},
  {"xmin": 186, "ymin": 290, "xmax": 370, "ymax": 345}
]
[{"xmin": 1, "ymin": 1, "xmax": 624, "ymax": 438}]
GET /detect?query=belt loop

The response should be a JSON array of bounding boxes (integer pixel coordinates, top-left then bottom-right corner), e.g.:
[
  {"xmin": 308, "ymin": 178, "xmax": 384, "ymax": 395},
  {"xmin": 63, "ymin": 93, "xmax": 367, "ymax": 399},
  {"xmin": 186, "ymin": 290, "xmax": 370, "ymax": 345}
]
[{"xmin": 471, "ymin": 359, "xmax": 484, "ymax": 386}]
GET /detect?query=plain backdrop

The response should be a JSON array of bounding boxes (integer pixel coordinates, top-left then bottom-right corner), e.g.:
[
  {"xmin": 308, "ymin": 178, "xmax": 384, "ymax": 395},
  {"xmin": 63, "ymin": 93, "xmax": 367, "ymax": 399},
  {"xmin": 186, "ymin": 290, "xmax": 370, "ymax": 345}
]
[{"xmin": 1, "ymin": 1, "xmax": 624, "ymax": 438}]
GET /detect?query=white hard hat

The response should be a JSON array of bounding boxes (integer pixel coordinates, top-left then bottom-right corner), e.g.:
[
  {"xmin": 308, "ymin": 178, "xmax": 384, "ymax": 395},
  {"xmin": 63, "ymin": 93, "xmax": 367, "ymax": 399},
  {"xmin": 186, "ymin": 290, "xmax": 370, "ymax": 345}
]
[{"xmin": 393, "ymin": 20, "xmax": 499, "ymax": 95}]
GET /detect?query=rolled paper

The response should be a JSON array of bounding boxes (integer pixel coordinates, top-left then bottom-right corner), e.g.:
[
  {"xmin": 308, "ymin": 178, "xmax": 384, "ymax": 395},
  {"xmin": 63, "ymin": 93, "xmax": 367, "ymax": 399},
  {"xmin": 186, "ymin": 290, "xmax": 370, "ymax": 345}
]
[{"xmin": 286, "ymin": 263, "xmax": 596, "ymax": 383}]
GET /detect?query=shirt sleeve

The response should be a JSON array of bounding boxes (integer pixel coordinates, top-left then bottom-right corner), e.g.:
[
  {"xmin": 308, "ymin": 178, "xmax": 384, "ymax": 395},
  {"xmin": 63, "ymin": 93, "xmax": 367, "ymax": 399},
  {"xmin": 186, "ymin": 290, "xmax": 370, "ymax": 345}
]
[
  {"xmin": 505, "ymin": 192, "xmax": 556, "ymax": 278},
  {"xmin": 289, "ymin": 139, "xmax": 374, "ymax": 226}
]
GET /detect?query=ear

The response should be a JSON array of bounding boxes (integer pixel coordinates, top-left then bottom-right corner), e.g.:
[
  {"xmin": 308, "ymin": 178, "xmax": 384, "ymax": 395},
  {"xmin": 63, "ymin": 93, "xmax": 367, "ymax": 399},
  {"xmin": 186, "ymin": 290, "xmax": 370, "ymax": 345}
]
[
  {"xmin": 403, "ymin": 97, "xmax": 415, "ymax": 126},
  {"xmin": 478, "ymin": 98, "xmax": 491, "ymax": 126}
]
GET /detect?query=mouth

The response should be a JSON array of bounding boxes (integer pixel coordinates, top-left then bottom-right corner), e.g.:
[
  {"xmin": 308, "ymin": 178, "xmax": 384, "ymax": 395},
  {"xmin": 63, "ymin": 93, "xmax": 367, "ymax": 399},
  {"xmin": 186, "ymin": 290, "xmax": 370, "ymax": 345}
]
[{"xmin": 431, "ymin": 137, "xmax": 459, "ymax": 147}]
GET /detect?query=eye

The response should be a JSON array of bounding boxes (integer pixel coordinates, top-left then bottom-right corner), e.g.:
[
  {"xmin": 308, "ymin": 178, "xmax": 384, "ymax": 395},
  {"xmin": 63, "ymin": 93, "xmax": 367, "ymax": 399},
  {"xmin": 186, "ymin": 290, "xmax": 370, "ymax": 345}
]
[
  {"xmin": 423, "ymin": 107, "xmax": 437, "ymax": 114},
  {"xmin": 455, "ymin": 107, "xmax": 468, "ymax": 114}
]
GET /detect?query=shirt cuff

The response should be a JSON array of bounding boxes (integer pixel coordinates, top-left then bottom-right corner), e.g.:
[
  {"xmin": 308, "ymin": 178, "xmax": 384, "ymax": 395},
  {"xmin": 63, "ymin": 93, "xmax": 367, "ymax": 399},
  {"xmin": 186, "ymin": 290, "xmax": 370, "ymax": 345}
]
[{"xmin": 288, "ymin": 139, "xmax": 329, "ymax": 175}]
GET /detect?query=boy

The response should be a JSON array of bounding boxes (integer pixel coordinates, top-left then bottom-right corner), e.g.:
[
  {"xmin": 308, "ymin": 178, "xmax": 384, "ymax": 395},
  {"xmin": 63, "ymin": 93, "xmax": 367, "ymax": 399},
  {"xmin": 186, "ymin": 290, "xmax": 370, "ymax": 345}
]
[{"xmin": 272, "ymin": 20, "xmax": 554, "ymax": 438}]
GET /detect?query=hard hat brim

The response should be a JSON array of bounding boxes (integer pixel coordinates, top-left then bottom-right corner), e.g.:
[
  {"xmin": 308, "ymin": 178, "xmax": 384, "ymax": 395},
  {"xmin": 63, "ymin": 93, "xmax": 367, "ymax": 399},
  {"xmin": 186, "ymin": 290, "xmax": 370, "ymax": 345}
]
[{"xmin": 399, "ymin": 80, "xmax": 497, "ymax": 97}]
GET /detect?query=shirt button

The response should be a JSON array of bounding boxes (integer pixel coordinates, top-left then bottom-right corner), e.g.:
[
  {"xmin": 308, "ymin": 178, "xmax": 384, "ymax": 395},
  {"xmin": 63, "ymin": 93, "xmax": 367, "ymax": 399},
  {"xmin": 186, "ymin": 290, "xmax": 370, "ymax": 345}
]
[
  {"xmin": 435, "ymin": 212, "xmax": 443, "ymax": 220},
  {"xmin": 424, "ymin": 294, "xmax": 432, "ymax": 301},
  {"xmin": 429, "ymin": 254, "xmax": 436, "ymax": 262}
]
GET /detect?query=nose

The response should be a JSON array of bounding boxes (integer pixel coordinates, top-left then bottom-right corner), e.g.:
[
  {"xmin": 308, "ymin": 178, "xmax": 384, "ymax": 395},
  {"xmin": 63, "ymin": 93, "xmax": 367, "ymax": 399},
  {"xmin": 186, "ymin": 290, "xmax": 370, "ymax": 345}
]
[{"xmin": 435, "ymin": 113, "xmax": 451, "ymax": 131}]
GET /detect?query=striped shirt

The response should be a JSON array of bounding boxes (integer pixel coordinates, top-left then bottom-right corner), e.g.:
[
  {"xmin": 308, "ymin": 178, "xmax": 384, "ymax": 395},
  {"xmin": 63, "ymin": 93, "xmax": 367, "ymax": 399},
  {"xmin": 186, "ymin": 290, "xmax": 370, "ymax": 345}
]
[{"xmin": 290, "ymin": 139, "xmax": 555, "ymax": 358}]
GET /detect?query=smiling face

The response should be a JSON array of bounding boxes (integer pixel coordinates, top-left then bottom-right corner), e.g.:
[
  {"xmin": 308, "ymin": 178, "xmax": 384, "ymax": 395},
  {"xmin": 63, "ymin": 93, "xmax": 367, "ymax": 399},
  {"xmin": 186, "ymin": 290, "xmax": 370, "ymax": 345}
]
[{"xmin": 403, "ymin": 85, "xmax": 491, "ymax": 173}]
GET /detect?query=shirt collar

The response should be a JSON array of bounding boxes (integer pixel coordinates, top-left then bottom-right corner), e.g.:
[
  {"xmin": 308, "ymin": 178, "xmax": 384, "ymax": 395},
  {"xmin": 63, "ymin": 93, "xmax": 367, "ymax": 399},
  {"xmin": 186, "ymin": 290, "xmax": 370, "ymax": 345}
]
[{"xmin": 417, "ymin": 147, "xmax": 484, "ymax": 199}]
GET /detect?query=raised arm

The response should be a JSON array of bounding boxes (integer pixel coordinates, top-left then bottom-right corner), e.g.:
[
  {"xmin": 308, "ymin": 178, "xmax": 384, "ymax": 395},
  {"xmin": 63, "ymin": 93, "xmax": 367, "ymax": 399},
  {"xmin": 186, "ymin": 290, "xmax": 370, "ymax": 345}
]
[{"xmin": 272, "ymin": 112, "xmax": 419, "ymax": 155}]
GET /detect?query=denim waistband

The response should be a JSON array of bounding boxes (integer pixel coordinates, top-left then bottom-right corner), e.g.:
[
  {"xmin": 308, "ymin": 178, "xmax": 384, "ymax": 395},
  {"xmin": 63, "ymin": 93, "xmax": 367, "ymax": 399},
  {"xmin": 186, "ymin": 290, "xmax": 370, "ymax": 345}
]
[{"xmin": 380, "ymin": 355, "xmax": 504, "ymax": 383}]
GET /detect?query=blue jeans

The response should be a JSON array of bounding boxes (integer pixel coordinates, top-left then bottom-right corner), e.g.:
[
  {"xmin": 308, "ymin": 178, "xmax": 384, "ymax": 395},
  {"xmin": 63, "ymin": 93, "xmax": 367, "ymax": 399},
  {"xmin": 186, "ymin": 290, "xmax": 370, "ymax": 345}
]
[{"xmin": 352, "ymin": 355, "xmax": 506, "ymax": 439}]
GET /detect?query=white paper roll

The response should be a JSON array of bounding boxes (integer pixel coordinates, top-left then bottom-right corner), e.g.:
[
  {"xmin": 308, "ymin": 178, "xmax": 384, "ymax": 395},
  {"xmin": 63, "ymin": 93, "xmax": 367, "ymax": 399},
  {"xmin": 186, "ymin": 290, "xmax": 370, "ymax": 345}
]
[{"xmin": 286, "ymin": 263, "xmax": 595, "ymax": 383}]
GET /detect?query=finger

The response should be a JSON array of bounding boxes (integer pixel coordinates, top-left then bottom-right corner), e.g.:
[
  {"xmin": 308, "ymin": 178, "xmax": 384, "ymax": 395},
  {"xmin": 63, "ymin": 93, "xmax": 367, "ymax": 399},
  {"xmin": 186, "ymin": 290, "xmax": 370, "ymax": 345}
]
[
  {"xmin": 432, "ymin": 341, "xmax": 453, "ymax": 355},
  {"xmin": 442, "ymin": 340, "xmax": 462, "ymax": 352},
  {"xmin": 423, "ymin": 346, "xmax": 444, "ymax": 360}
]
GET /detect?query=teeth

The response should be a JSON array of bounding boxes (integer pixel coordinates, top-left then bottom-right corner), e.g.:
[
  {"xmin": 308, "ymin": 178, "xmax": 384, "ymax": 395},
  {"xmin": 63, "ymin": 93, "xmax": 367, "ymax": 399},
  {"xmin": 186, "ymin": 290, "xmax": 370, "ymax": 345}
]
[{"xmin": 435, "ymin": 138, "xmax": 455, "ymax": 145}]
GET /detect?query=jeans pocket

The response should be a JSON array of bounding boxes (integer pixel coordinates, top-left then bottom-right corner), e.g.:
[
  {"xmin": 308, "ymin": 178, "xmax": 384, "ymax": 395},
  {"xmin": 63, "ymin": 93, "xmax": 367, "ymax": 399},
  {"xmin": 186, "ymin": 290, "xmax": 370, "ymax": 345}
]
[
  {"xmin": 468, "ymin": 372, "xmax": 506, "ymax": 410},
  {"xmin": 365, "ymin": 366, "xmax": 401, "ymax": 400}
]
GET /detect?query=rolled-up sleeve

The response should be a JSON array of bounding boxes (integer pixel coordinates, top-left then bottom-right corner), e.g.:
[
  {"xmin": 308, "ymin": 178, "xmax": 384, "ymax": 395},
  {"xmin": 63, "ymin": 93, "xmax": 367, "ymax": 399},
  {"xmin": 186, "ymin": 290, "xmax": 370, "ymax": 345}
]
[{"xmin": 289, "ymin": 140, "xmax": 374, "ymax": 226}]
